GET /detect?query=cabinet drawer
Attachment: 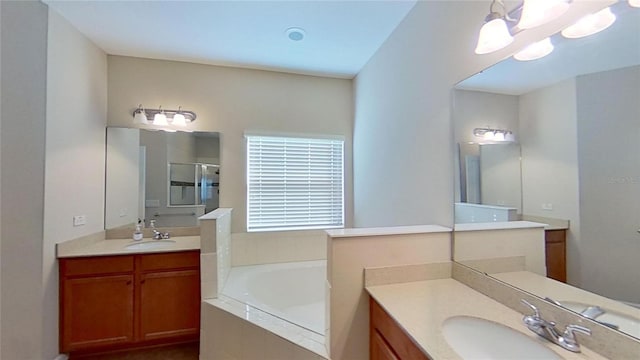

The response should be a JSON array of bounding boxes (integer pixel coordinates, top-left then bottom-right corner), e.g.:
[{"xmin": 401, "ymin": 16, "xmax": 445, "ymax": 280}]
[
  {"xmin": 545, "ymin": 229, "xmax": 566, "ymax": 244},
  {"xmin": 139, "ymin": 251, "xmax": 200, "ymax": 271},
  {"xmin": 61, "ymin": 255, "xmax": 134, "ymax": 277}
]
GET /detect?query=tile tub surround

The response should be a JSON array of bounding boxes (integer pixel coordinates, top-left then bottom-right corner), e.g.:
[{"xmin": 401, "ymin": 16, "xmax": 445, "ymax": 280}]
[
  {"xmin": 201, "ymin": 297, "xmax": 327, "ymax": 360},
  {"xmin": 366, "ymin": 278, "xmax": 605, "ymax": 360},
  {"xmin": 326, "ymin": 225, "xmax": 451, "ymax": 360},
  {"xmin": 231, "ymin": 230, "xmax": 326, "ymax": 266},
  {"xmin": 452, "ymin": 262, "xmax": 640, "ymax": 359},
  {"xmin": 198, "ymin": 208, "xmax": 232, "ymax": 299}
]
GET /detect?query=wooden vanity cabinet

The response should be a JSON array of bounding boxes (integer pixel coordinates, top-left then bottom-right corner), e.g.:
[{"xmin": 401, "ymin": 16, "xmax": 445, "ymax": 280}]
[
  {"xmin": 59, "ymin": 251, "xmax": 200, "ymax": 355},
  {"xmin": 370, "ymin": 297, "xmax": 431, "ymax": 360},
  {"xmin": 138, "ymin": 252, "xmax": 201, "ymax": 341},
  {"xmin": 60, "ymin": 256, "xmax": 135, "ymax": 351},
  {"xmin": 545, "ymin": 229, "xmax": 567, "ymax": 283}
]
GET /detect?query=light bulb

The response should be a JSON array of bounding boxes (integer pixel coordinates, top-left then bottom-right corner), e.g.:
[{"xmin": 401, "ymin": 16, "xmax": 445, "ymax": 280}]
[
  {"xmin": 475, "ymin": 17, "xmax": 514, "ymax": 54},
  {"xmin": 514, "ymin": 37, "xmax": 554, "ymax": 61},
  {"xmin": 153, "ymin": 111, "xmax": 168, "ymax": 126},
  {"xmin": 561, "ymin": 7, "xmax": 616, "ymax": 39},
  {"xmin": 630, "ymin": 0, "xmax": 640, "ymax": 8},
  {"xmin": 133, "ymin": 108, "xmax": 148, "ymax": 125},
  {"xmin": 494, "ymin": 132, "xmax": 506, "ymax": 141},
  {"xmin": 518, "ymin": 0, "xmax": 569, "ymax": 29},
  {"xmin": 172, "ymin": 112, "xmax": 187, "ymax": 126}
]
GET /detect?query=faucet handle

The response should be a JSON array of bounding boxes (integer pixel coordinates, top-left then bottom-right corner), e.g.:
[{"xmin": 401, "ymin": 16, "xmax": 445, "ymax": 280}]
[
  {"xmin": 521, "ymin": 299, "xmax": 541, "ymax": 317},
  {"xmin": 564, "ymin": 324, "xmax": 591, "ymax": 339}
]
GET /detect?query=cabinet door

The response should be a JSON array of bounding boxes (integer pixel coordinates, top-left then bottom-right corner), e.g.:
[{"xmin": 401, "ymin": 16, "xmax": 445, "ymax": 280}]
[
  {"xmin": 139, "ymin": 269, "xmax": 200, "ymax": 341},
  {"xmin": 61, "ymin": 275, "xmax": 134, "ymax": 352},
  {"xmin": 371, "ymin": 330, "xmax": 400, "ymax": 360},
  {"xmin": 545, "ymin": 230, "xmax": 567, "ymax": 283}
]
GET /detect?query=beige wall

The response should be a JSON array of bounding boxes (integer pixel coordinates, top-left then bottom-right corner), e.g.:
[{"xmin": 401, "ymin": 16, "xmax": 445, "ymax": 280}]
[
  {"xmin": 107, "ymin": 56, "xmax": 354, "ymax": 233},
  {"xmin": 0, "ymin": 2, "xmax": 48, "ymax": 359},
  {"xmin": 42, "ymin": 9, "xmax": 108, "ymax": 359},
  {"xmin": 519, "ymin": 78, "xmax": 580, "ymax": 284},
  {"xmin": 576, "ymin": 65, "xmax": 640, "ymax": 303}
]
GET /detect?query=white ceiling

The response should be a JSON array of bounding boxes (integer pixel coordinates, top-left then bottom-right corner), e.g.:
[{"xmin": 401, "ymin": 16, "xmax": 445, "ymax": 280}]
[{"xmin": 44, "ymin": 0, "xmax": 418, "ymax": 79}]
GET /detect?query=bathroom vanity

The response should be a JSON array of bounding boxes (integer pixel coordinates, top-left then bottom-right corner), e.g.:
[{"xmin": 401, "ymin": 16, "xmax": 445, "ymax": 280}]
[
  {"xmin": 367, "ymin": 278, "xmax": 605, "ymax": 360},
  {"xmin": 58, "ymin": 239, "xmax": 200, "ymax": 356}
]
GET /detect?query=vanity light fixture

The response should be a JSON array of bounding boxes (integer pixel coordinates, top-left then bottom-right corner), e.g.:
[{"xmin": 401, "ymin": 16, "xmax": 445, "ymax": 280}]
[
  {"xmin": 629, "ymin": 0, "xmax": 640, "ymax": 8},
  {"xmin": 473, "ymin": 127, "xmax": 516, "ymax": 142},
  {"xmin": 475, "ymin": 0, "xmax": 514, "ymax": 54},
  {"xmin": 172, "ymin": 106, "xmax": 187, "ymax": 127},
  {"xmin": 514, "ymin": 37, "xmax": 554, "ymax": 61},
  {"xmin": 517, "ymin": 0, "xmax": 570, "ymax": 30},
  {"xmin": 133, "ymin": 105, "xmax": 148, "ymax": 125},
  {"xmin": 153, "ymin": 106, "xmax": 168, "ymax": 126},
  {"xmin": 131, "ymin": 105, "xmax": 197, "ymax": 128},
  {"xmin": 561, "ymin": 7, "xmax": 616, "ymax": 39}
]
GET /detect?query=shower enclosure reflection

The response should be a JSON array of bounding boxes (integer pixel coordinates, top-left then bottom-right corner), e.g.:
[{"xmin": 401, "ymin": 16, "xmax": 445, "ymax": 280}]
[{"xmin": 105, "ymin": 128, "xmax": 220, "ymax": 229}]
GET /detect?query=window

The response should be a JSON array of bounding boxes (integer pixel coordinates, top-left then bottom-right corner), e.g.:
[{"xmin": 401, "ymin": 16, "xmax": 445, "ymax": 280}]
[{"xmin": 246, "ymin": 135, "xmax": 344, "ymax": 232}]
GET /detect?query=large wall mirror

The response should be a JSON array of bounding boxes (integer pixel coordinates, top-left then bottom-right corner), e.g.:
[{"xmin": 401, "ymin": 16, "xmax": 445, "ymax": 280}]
[
  {"xmin": 105, "ymin": 128, "xmax": 220, "ymax": 229},
  {"xmin": 452, "ymin": 1, "xmax": 639, "ymax": 339}
]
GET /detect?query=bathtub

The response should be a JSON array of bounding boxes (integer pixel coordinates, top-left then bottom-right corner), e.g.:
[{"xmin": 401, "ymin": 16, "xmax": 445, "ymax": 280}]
[{"xmin": 221, "ymin": 260, "xmax": 326, "ymax": 335}]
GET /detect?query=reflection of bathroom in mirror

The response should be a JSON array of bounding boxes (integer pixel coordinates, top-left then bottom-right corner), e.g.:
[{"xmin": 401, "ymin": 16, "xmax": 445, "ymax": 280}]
[
  {"xmin": 452, "ymin": 1, "xmax": 639, "ymax": 339},
  {"xmin": 105, "ymin": 128, "xmax": 220, "ymax": 229}
]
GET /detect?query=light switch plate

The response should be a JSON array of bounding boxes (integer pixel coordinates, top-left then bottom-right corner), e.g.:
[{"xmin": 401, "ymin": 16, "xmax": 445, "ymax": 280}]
[{"xmin": 73, "ymin": 215, "xmax": 86, "ymax": 226}]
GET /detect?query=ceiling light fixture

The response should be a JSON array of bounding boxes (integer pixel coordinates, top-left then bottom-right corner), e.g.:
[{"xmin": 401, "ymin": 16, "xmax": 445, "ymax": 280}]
[
  {"xmin": 285, "ymin": 27, "xmax": 306, "ymax": 42},
  {"xmin": 475, "ymin": 0, "xmax": 514, "ymax": 54},
  {"xmin": 514, "ymin": 37, "xmax": 554, "ymax": 61},
  {"xmin": 561, "ymin": 7, "xmax": 616, "ymax": 39},
  {"xmin": 629, "ymin": 0, "xmax": 640, "ymax": 8},
  {"xmin": 132, "ymin": 105, "xmax": 197, "ymax": 128},
  {"xmin": 517, "ymin": 0, "xmax": 570, "ymax": 29}
]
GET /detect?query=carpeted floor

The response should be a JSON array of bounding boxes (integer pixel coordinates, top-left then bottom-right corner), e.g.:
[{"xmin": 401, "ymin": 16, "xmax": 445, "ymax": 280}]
[{"xmin": 73, "ymin": 343, "xmax": 199, "ymax": 360}]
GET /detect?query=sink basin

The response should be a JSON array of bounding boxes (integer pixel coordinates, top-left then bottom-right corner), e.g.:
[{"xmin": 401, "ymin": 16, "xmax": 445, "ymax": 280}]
[
  {"xmin": 560, "ymin": 301, "xmax": 640, "ymax": 338},
  {"xmin": 443, "ymin": 316, "xmax": 562, "ymax": 360},
  {"xmin": 125, "ymin": 240, "xmax": 176, "ymax": 250}
]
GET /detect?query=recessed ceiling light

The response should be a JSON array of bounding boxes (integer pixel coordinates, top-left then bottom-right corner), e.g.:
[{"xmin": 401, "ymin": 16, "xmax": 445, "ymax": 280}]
[{"xmin": 285, "ymin": 27, "xmax": 306, "ymax": 42}]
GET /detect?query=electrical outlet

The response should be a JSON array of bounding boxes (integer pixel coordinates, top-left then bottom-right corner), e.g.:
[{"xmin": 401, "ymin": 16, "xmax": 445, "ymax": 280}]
[
  {"xmin": 541, "ymin": 203, "xmax": 553, "ymax": 211},
  {"xmin": 119, "ymin": 208, "xmax": 128, "ymax": 217},
  {"xmin": 73, "ymin": 215, "xmax": 86, "ymax": 226}
]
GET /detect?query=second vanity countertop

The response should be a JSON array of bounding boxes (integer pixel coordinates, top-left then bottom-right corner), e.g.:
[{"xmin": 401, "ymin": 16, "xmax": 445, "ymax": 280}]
[
  {"xmin": 366, "ymin": 279, "xmax": 604, "ymax": 360},
  {"xmin": 56, "ymin": 236, "xmax": 200, "ymax": 258}
]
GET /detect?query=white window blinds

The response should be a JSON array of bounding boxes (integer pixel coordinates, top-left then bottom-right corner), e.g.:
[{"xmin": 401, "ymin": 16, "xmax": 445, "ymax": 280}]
[{"xmin": 247, "ymin": 135, "xmax": 344, "ymax": 232}]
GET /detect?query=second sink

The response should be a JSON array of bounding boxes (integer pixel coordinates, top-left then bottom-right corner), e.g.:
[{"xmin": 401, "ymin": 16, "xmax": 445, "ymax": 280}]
[{"xmin": 442, "ymin": 316, "xmax": 562, "ymax": 360}]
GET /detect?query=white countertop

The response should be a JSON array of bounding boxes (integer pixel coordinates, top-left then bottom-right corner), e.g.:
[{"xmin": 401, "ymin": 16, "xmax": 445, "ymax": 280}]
[
  {"xmin": 56, "ymin": 236, "xmax": 200, "ymax": 258},
  {"xmin": 326, "ymin": 225, "xmax": 451, "ymax": 238},
  {"xmin": 366, "ymin": 279, "xmax": 604, "ymax": 360},
  {"xmin": 454, "ymin": 221, "xmax": 547, "ymax": 232}
]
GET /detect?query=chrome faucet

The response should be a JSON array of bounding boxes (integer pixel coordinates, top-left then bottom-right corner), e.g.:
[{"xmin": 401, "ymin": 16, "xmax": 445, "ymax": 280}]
[
  {"xmin": 521, "ymin": 299, "xmax": 591, "ymax": 353},
  {"xmin": 149, "ymin": 220, "xmax": 170, "ymax": 240}
]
